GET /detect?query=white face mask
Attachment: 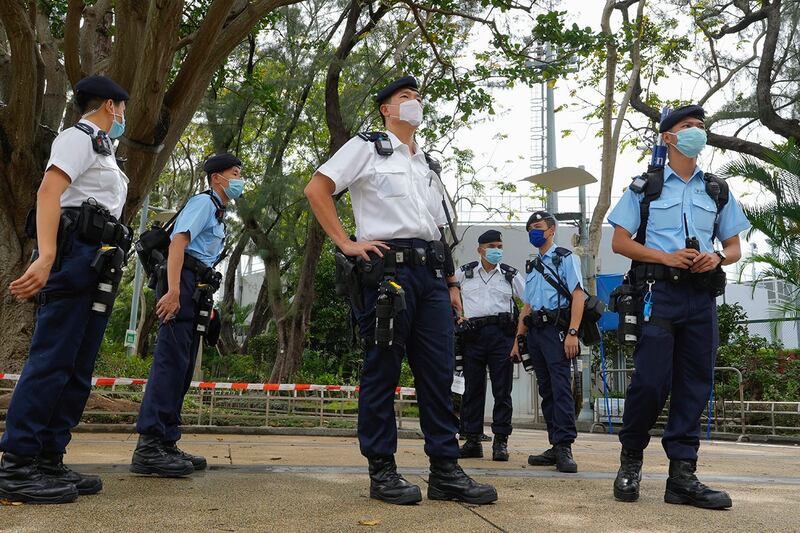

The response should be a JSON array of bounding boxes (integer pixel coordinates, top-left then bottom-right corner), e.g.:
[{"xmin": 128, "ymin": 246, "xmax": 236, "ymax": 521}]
[{"xmin": 398, "ymin": 100, "xmax": 423, "ymax": 127}]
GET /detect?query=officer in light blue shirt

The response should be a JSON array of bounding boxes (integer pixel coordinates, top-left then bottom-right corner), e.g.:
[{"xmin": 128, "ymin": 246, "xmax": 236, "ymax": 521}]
[
  {"xmin": 607, "ymin": 105, "xmax": 750, "ymax": 510},
  {"xmin": 511, "ymin": 210, "xmax": 584, "ymax": 474},
  {"xmin": 132, "ymin": 153, "xmax": 244, "ymax": 478}
]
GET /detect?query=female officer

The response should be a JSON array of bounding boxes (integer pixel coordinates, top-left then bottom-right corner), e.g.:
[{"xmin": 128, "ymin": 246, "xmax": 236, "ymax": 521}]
[{"xmin": 0, "ymin": 75, "xmax": 130, "ymax": 504}]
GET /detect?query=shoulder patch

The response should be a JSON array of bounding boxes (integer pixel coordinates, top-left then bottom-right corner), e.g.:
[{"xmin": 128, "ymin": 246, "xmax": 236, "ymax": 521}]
[
  {"xmin": 554, "ymin": 247, "xmax": 572, "ymax": 257},
  {"xmin": 460, "ymin": 261, "xmax": 479, "ymax": 272}
]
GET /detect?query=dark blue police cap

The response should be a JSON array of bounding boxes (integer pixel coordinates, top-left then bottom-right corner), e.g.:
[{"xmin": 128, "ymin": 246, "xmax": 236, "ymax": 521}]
[
  {"xmin": 203, "ymin": 153, "xmax": 242, "ymax": 175},
  {"xmin": 526, "ymin": 211, "xmax": 556, "ymax": 229},
  {"xmin": 375, "ymin": 76, "xmax": 419, "ymax": 105},
  {"xmin": 74, "ymin": 75, "xmax": 129, "ymax": 101},
  {"xmin": 659, "ymin": 105, "xmax": 705, "ymax": 132},
  {"xmin": 478, "ymin": 230, "xmax": 502, "ymax": 244}
]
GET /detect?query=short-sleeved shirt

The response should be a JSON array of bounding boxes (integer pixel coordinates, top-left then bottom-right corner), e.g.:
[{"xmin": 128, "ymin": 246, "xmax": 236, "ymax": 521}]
[
  {"xmin": 607, "ymin": 164, "xmax": 751, "ymax": 253},
  {"xmin": 523, "ymin": 246, "xmax": 583, "ymax": 310},
  {"xmin": 456, "ymin": 261, "xmax": 525, "ymax": 319},
  {"xmin": 171, "ymin": 191, "xmax": 226, "ymax": 267},
  {"xmin": 316, "ymin": 131, "xmax": 449, "ymax": 241},
  {"xmin": 47, "ymin": 119, "xmax": 129, "ymax": 219}
]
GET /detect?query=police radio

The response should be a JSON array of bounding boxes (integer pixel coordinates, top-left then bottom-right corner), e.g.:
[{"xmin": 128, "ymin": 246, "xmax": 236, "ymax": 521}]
[{"xmin": 683, "ymin": 214, "xmax": 700, "ymax": 252}]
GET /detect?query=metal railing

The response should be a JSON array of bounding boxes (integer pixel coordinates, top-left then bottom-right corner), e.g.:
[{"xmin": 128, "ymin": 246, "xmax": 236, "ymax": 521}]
[{"xmin": 0, "ymin": 380, "xmax": 418, "ymax": 430}]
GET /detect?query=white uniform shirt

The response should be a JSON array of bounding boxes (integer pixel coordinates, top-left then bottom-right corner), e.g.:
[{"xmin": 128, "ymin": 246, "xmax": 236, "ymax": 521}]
[
  {"xmin": 47, "ymin": 119, "xmax": 129, "ymax": 219},
  {"xmin": 456, "ymin": 261, "xmax": 525, "ymax": 319},
  {"xmin": 316, "ymin": 131, "xmax": 449, "ymax": 241}
]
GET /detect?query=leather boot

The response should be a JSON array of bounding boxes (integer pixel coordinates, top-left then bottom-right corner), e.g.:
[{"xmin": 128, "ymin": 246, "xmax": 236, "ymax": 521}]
[
  {"xmin": 664, "ymin": 459, "xmax": 732, "ymax": 509},
  {"xmin": 492, "ymin": 434, "xmax": 509, "ymax": 462},
  {"xmin": 39, "ymin": 453, "xmax": 103, "ymax": 495},
  {"xmin": 528, "ymin": 446, "xmax": 556, "ymax": 466},
  {"xmin": 427, "ymin": 457, "xmax": 498, "ymax": 505},
  {"xmin": 555, "ymin": 444, "xmax": 578, "ymax": 473},
  {"xmin": 367, "ymin": 456, "xmax": 422, "ymax": 505},
  {"xmin": 130, "ymin": 435, "xmax": 194, "ymax": 477},
  {"xmin": 613, "ymin": 448, "xmax": 643, "ymax": 502},
  {"xmin": 164, "ymin": 442, "xmax": 207, "ymax": 471},
  {"xmin": 458, "ymin": 434, "xmax": 483, "ymax": 458},
  {"xmin": 0, "ymin": 452, "xmax": 78, "ymax": 504}
]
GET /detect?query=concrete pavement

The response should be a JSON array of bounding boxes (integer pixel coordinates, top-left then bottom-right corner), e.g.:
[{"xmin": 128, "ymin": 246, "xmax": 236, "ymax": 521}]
[{"xmin": 1, "ymin": 429, "xmax": 799, "ymax": 532}]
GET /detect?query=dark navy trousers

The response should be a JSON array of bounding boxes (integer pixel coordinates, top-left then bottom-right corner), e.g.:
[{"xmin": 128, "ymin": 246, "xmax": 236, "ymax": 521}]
[
  {"xmin": 459, "ymin": 324, "xmax": 514, "ymax": 436},
  {"xmin": 136, "ymin": 267, "xmax": 200, "ymax": 443},
  {"xmin": 1, "ymin": 231, "xmax": 109, "ymax": 457},
  {"xmin": 619, "ymin": 282, "xmax": 718, "ymax": 460},
  {"xmin": 528, "ymin": 324, "xmax": 577, "ymax": 446},
  {"xmin": 354, "ymin": 255, "xmax": 459, "ymax": 460}
]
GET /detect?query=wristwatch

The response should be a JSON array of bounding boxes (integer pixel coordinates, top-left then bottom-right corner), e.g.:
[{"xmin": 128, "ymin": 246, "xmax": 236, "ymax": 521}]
[
  {"xmin": 714, "ymin": 250, "xmax": 727, "ymax": 264},
  {"xmin": 447, "ymin": 281, "xmax": 461, "ymax": 289},
  {"xmin": 568, "ymin": 328, "xmax": 579, "ymax": 337}
]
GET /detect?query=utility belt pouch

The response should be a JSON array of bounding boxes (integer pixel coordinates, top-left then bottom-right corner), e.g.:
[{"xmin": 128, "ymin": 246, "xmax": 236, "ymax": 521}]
[
  {"xmin": 427, "ymin": 240, "xmax": 446, "ymax": 270},
  {"xmin": 498, "ymin": 311, "xmax": 517, "ymax": 337},
  {"xmin": 708, "ymin": 266, "xmax": 727, "ymax": 296},
  {"xmin": 609, "ymin": 282, "xmax": 644, "ymax": 345},
  {"xmin": 582, "ymin": 295, "xmax": 606, "ymax": 323},
  {"xmin": 90, "ymin": 245, "xmax": 125, "ymax": 316},
  {"xmin": 77, "ymin": 200, "xmax": 111, "ymax": 244},
  {"xmin": 356, "ymin": 254, "xmax": 385, "ymax": 289},
  {"xmin": 193, "ymin": 277, "xmax": 217, "ymax": 336}
]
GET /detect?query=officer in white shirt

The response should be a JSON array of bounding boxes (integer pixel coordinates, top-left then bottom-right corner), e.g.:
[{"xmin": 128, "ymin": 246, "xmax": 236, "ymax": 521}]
[
  {"xmin": 305, "ymin": 76, "xmax": 496, "ymax": 506},
  {"xmin": 0, "ymin": 75, "xmax": 131, "ymax": 504},
  {"xmin": 455, "ymin": 230, "xmax": 524, "ymax": 461}
]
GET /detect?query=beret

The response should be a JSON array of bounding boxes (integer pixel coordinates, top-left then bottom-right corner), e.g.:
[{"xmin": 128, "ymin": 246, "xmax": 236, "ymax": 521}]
[
  {"xmin": 376, "ymin": 76, "xmax": 419, "ymax": 104},
  {"xmin": 526, "ymin": 211, "xmax": 556, "ymax": 228},
  {"xmin": 659, "ymin": 105, "xmax": 705, "ymax": 132},
  {"xmin": 74, "ymin": 75, "xmax": 129, "ymax": 101},
  {"xmin": 478, "ymin": 230, "xmax": 502, "ymax": 244},
  {"xmin": 203, "ymin": 153, "xmax": 242, "ymax": 174}
]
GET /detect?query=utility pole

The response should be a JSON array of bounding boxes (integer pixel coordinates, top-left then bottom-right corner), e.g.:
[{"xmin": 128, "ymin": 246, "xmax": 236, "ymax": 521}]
[
  {"xmin": 125, "ymin": 194, "xmax": 150, "ymax": 356},
  {"xmin": 577, "ymin": 172, "xmax": 593, "ymax": 423}
]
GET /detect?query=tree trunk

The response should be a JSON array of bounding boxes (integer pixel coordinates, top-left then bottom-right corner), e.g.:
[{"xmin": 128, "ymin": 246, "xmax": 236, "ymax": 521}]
[{"xmin": 0, "ymin": 212, "xmax": 36, "ymax": 372}]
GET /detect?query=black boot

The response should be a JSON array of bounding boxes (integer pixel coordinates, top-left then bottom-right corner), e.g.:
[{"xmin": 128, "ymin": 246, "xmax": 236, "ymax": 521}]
[
  {"xmin": 0, "ymin": 452, "xmax": 78, "ymax": 504},
  {"xmin": 164, "ymin": 442, "xmax": 207, "ymax": 471},
  {"xmin": 613, "ymin": 448, "xmax": 643, "ymax": 502},
  {"xmin": 367, "ymin": 456, "xmax": 422, "ymax": 505},
  {"xmin": 664, "ymin": 459, "xmax": 732, "ymax": 509},
  {"xmin": 554, "ymin": 444, "xmax": 578, "ymax": 473},
  {"xmin": 130, "ymin": 435, "xmax": 194, "ymax": 477},
  {"xmin": 427, "ymin": 458, "xmax": 498, "ymax": 505},
  {"xmin": 492, "ymin": 434, "xmax": 509, "ymax": 462},
  {"xmin": 39, "ymin": 453, "xmax": 102, "ymax": 495},
  {"xmin": 528, "ymin": 446, "xmax": 556, "ymax": 466},
  {"xmin": 458, "ymin": 434, "xmax": 483, "ymax": 458}
]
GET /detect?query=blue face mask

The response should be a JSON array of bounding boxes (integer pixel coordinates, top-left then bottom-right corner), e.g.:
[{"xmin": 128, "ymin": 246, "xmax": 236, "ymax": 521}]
[
  {"xmin": 223, "ymin": 178, "xmax": 245, "ymax": 199},
  {"xmin": 670, "ymin": 127, "xmax": 707, "ymax": 158},
  {"xmin": 528, "ymin": 229, "xmax": 548, "ymax": 248},
  {"xmin": 109, "ymin": 111, "xmax": 125, "ymax": 139},
  {"xmin": 484, "ymin": 248, "xmax": 503, "ymax": 265}
]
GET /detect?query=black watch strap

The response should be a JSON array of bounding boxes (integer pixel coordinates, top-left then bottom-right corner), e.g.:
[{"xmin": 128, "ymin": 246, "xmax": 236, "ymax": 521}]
[
  {"xmin": 568, "ymin": 327, "xmax": 579, "ymax": 337},
  {"xmin": 447, "ymin": 281, "xmax": 461, "ymax": 289}
]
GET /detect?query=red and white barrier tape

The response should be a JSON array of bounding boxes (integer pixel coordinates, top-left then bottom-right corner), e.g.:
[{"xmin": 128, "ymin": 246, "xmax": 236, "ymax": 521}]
[{"xmin": 0, "ymin": 373, "xmax": 416, "ymax": 396}]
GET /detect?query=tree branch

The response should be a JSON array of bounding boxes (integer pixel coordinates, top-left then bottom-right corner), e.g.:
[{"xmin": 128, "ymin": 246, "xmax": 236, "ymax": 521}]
[
  {"xmin": 756, "ymin": 0, "xmax": 800, "ymax": 141},
  {"xmin": 64, "ymin": 0, "xmax": 84, "ymax": 86}
]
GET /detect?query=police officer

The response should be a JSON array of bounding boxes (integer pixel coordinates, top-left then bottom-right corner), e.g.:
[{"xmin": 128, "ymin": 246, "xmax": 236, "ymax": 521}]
[
  {"xmin": 608, "ymin": 105, "xmax": 749, "ymax": 509},
  {"xmin": 456, "ymin": 230, "xmax": 524, "ymax": 461},
  {"xmin": 305, "ymin": 76, "xmax": 497, "ymax": 505},
  {"xmin": 131, "ymin": 154, "xmax": 242, "ymax": 477},
  {"xmin": 0, "ymin": 75, "xmax": 130, "ymax": 503},
  {"xmin": 511, "ymin": 211, "xmax": 583, "ymax": 474}
]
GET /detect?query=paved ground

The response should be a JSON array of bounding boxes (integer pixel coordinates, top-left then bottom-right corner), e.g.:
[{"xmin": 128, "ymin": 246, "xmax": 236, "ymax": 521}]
[{"xmin": 1, "ymin": 429, "xmax": 799, "ymax": 532}]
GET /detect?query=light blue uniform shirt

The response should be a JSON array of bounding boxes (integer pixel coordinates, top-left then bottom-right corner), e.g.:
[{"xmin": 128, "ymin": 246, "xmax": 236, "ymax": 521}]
[
  {"xmin": 171, "ymin": 191, "xmax": 225, "ymax": 267},
  {"xmin": 523, "ymin": 246, "xmax": 583, "ymax": 310},
  {"xmin": 608, "ymin": 165, "xmax": 750, "ymax": 253}
]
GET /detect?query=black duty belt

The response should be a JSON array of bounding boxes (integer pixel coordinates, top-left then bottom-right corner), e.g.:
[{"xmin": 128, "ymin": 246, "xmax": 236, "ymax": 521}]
[
  {"xmin": 184, "ymin": 253, "xmax": 213, "ymax": 276},
  {"xmin": 463, "ymin": 313, "xmax": 515, "ymax": 330},
  {"xmin": 524, "ymin": 307, "xmax": 570, "ymax": 329},
  {"xmin": 382, "ymin": 238, "xmax": 439, "ymax": 269},
  {"xmin": 629, "ymin": 262, "xmax": 717, "ymax": 285}
]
